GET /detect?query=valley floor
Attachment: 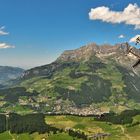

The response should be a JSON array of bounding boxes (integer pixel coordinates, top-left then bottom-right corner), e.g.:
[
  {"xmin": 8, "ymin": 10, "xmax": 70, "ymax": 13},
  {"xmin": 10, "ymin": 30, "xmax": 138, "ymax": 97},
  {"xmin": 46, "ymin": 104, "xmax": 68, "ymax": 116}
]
[
  {"xmin": 0, "ymin": 115, "xmax": 140, "ymax": 140},
  {"xmin": 46, "ymin": 115, "xmax": 140, "ymax": 140}
]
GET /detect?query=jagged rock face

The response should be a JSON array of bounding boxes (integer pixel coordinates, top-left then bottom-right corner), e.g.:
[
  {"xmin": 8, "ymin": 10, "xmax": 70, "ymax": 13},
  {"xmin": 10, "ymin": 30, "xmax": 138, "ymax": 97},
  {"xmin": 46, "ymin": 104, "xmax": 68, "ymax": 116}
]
[
  {"xmin": 57, "ymin": 43, "xmax": 99, "ymax": 61},
  {"xmin": 57, "ymin": 43, "xmax": 140, "ymax": 74},
  {"xmin": 22, "ymin": 43, "xmax": 140, "ymax": 79},
  {"xmin": 57, "ymin": 43, "xmax": 123, "ymax": 62}
]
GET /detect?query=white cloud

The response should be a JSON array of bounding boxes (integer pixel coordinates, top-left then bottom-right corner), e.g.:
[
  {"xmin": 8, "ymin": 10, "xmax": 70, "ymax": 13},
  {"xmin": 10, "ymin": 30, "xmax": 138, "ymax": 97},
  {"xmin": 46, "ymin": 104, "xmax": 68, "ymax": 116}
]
[
  {"xmin": 89, "ymin": 3, "xmax": 140, "ymax": 29},
  {"xmin": 0, "ymin": 43, "xmax": 15, "ymax": 49},
  {"xmin": 118, "ymin": 34, "xmax": 125, "ymax": 38},
  {"xmin": 129, "ymin": 35, "xmax": 140, "ymax": 43},
  {"xmin": 0, "ymin": 26, "xmax": 9, "ymax": 35}
]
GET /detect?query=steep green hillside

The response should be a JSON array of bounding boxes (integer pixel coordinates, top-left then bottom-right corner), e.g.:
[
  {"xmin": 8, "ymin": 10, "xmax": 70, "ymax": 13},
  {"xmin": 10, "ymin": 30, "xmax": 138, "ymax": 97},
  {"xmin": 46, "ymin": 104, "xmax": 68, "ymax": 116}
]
[{"xmin": 0, "ymin": 43, "xmax": 140, "ymax": 114}]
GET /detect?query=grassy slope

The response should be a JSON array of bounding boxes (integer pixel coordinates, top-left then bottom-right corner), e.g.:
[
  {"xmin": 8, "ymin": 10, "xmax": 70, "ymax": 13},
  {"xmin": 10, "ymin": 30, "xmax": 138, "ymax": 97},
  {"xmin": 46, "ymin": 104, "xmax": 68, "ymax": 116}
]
[
  {"xmin": 18, "ymin": 60, "xmax": 140, "ymax": 112},
  {"xmin": 0, "ymin": 115, "xmax": 140, "ymax": 139},
  {"xmin": 0, "ymin": 131, "xmax": 76, "ymax": 140},
  {"xmin": 1, "ymin": 57, "xmax": 140, "ymax": 114},
  {"xmin": 46, "ymin": 115, "xmax": 140, "ymax": 140},
  {"xmin": 20, "ymin": 66, "xmax": 88, "ymax": 93}
]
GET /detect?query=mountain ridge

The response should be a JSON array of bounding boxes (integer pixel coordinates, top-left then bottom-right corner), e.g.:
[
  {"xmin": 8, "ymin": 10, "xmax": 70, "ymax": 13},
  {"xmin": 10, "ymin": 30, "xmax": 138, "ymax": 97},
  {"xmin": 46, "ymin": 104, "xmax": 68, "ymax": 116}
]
[
  {"xmin": 57, "ymin": 43, "xmax": 122, "ymax": 62},
  {"xmin": 22, "ymin": 42, "xmax": 140, "ymax": 79},
  {"xmin": 0, "ymin": 42, "xmax": 140, "ymax": 115}
]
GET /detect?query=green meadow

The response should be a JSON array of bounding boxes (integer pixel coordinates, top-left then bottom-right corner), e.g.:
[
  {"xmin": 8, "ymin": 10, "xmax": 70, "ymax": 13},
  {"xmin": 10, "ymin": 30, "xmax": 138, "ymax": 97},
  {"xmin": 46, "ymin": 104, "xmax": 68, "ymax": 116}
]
[
  {"xmin": 0, "ymin": 115, "xmax": 140, "ymax": 139},
  {"xmin": 0, "ymin": 131, "xmax": 75, "ymax": 140},
  {"xmin": 46, "ymin": 115, "xmax": 140, "ymax": 140}
]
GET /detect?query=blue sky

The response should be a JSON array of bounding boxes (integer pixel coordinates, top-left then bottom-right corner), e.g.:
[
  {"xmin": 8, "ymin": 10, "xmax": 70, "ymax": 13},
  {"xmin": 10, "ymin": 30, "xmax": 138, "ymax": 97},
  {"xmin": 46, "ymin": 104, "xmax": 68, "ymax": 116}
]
[{"xmin": 0, "ymin": 0, "xmax": 140, "ymax": 69}]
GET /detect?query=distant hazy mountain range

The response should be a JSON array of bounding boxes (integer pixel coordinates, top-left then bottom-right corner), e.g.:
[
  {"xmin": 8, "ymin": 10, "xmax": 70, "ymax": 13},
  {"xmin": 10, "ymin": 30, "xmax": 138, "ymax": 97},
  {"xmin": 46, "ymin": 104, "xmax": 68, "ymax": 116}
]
[
  {"xmin": 0, "ymin": 43, "xmax": 140, "ymax": 115},
  {"xmin": 0, "ymin": 66, "xmax": 24, "ymax": 85}
]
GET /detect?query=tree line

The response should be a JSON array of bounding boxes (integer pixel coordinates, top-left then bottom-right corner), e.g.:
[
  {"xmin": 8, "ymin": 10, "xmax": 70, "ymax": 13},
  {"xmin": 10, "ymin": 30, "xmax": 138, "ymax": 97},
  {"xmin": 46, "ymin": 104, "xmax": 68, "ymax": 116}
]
[
  {"xmin": 0, "ymin": 113, "xmax": 59, "ymax": 134},
  {"xmin": 95, "ymin": 110, "xmax": 140, "ymax": 125},
  {"xmin": 0, "ymin": 113, "xmax": 88, "ymax": 139}
]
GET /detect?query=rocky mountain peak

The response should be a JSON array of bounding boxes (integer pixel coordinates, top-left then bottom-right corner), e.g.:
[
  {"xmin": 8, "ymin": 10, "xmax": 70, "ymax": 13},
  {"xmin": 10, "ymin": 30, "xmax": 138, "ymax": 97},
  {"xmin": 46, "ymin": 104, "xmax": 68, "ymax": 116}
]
[
  {"xmin": 22, "ymin": 42, "xmax": 140, "ymax": 80},
  {"xmin": 57, "ymin": 43, "xmax": 122, "ymax": 62}
]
